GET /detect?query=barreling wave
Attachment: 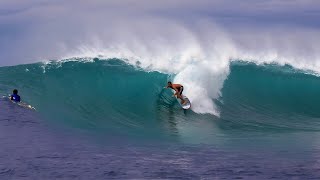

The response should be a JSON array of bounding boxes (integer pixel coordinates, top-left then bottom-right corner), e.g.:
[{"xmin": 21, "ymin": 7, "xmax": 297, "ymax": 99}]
[{"xmin": 1, "ymin": 58, "xmax": 320, "ymax": 142}]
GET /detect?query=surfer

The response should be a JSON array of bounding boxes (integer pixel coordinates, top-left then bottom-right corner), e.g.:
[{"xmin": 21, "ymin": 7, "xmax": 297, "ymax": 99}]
[
  {"xmin": 10, "ymin": 89, "xmax": 21, "ymax": 102},
  {"xmin": 164, "ymin": 82, "xmax": 186, "ymax": 104}
]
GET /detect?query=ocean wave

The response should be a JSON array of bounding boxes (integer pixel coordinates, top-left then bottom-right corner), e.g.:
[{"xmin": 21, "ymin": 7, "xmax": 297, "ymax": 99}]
[{"xmin": 1, "ymin": 59, "xmax": 320, "ymax": 140}]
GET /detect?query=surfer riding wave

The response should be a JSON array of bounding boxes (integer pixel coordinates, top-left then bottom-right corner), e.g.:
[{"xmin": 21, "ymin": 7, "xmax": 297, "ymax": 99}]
[{"xmin": 164, "ymin": 82, "xmax": 186, "ymax": 105}]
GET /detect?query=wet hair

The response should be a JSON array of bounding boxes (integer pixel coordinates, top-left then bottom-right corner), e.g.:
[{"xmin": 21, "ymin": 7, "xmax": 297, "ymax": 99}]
[
  {"xmin": 167, "ymin": 81, "xmax": 172, "ymax": 84},
  {"xmin": 13, "ymin": 89, "xmax": 18, "ymax": 94}
]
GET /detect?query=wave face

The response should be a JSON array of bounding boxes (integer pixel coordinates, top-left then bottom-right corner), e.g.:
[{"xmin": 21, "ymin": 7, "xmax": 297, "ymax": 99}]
[
  {"xmin": 219, "ymin": 61, "xmax": 320, "ymax": 132},
  {"xmin": 1, "ymin": 59, "xmax": 320, "ymax": 143}
]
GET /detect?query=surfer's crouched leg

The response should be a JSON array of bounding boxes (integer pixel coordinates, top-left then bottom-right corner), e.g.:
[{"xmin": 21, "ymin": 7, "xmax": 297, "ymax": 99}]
[{"xmin": 178, "ymin": 95, "xmax": 186, "ymax": 105}]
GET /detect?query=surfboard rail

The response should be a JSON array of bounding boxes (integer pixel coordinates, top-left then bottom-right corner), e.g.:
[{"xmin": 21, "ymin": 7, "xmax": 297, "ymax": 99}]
[{"xmin": 178, "ymin": 95, "xmax": 191, "ymax": 109}]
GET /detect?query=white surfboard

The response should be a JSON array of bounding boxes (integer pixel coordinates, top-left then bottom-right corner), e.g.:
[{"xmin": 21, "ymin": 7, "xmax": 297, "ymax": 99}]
[
  {"xmin": 16, "ymin": 102, "xmax": 36, "ymax": 111},
  {"xmin": 178, "ymin": 95, "xmax": 191, "ymax": 110}
]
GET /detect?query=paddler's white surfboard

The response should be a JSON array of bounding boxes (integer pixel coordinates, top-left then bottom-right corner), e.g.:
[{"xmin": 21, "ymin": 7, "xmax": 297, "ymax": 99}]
[
  {"xmin": 178, "ymin": 95, "xmax": 191, "ymax": 109},
  {"xmin": 16, "ymin": 102, "xmax": 36, "ymax": 111}
]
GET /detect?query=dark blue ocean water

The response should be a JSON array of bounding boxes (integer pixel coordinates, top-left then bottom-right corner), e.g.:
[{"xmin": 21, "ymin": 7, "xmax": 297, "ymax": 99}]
[
  {"xmin": 1, "ymin": 59, "xmax": 320, "ymax": 179},
  {"xmin": 2, "ymin": 97, "xmax": 320, "ymax": 179}
]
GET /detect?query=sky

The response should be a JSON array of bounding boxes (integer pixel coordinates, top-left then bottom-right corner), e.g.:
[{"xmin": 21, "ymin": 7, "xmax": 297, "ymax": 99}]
[{"xmin": 0, "ymin": 0, "xmax": 320, "ymax": 66}]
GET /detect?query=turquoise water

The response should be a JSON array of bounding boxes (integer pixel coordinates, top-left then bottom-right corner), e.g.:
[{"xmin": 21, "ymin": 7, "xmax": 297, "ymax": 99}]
[{"xmin": 1, "ymin": 59, "xmax": 320, "ymax": 146}]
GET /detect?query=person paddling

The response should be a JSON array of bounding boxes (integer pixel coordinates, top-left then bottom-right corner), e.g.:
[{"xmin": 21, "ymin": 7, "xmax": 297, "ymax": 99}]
[{"xmin": 10, "ymin": 89, "xmax": 21, "ymax": 102}]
